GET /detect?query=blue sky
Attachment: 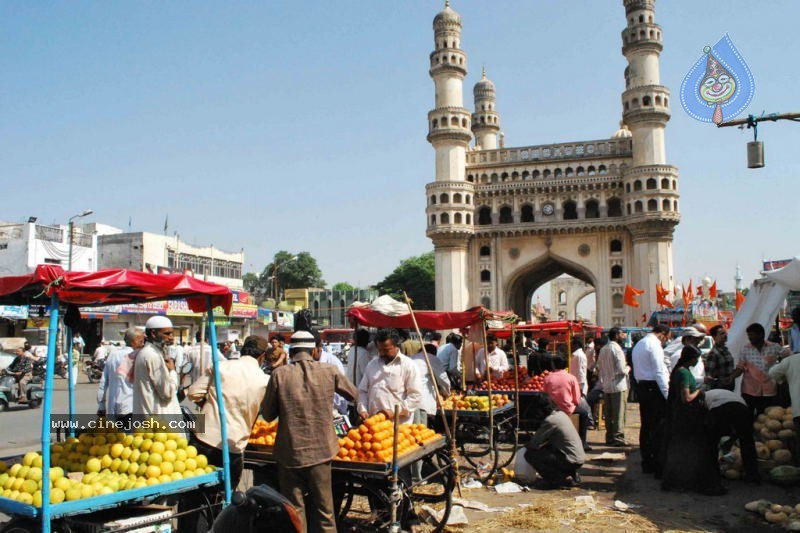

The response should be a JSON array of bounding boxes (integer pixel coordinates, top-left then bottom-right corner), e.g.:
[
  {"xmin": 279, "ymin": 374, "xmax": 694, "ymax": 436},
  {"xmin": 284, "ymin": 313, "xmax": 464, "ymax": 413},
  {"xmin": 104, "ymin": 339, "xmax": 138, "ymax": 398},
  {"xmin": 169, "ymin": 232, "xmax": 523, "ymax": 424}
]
[{"xmin": 2, "ymin": 1, "xmax": 798, "ymax": 295}]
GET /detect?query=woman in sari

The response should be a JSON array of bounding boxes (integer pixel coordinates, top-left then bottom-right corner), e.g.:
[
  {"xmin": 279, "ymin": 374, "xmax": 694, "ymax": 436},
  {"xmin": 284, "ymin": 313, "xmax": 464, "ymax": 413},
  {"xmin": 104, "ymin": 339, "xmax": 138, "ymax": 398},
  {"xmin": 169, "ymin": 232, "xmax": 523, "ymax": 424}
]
[{"xmin": 660, "ymin": 339, "xmax": 726, "ymax": 495}]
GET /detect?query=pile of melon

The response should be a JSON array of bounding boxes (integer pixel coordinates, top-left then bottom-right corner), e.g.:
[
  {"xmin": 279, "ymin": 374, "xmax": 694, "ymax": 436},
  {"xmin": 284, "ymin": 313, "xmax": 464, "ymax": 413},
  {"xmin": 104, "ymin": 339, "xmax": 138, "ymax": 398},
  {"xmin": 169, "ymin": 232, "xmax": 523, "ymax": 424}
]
[
  {"xmin": 754, "ymin": 406, "xmax": 797, "ymax": 484},
  {"xmin": 745, "ymin": 499, "xmax": 800, "ymax": 530}
]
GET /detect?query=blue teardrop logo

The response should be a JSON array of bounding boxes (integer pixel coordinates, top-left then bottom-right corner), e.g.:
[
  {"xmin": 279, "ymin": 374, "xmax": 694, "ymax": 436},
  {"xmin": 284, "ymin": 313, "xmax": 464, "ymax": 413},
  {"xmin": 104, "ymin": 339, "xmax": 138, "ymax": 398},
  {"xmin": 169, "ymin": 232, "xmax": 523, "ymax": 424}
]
[{"xmin": 680, "ymin": 34, "xmax": 755, "ymax": 124}]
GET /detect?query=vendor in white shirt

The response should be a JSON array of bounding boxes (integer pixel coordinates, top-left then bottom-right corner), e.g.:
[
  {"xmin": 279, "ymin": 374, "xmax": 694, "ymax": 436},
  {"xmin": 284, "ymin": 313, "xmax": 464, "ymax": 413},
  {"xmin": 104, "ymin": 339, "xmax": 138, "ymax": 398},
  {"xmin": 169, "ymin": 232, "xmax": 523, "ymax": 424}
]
[
  {"xmin": 357, "ymin": 328, "xmax": 423, "ymax": 425},
  {"xmin": 474, "ymin": 334, "xmax": 509, "ymax": 382}
]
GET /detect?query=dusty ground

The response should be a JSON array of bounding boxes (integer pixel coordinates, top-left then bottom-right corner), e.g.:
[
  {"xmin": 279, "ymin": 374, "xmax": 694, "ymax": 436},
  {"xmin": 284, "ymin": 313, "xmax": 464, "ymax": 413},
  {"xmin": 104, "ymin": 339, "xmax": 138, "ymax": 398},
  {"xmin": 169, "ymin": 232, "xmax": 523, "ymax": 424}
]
[{"xmin": 448, "ymin": 404, "xmax": 800, "ymax": 532}]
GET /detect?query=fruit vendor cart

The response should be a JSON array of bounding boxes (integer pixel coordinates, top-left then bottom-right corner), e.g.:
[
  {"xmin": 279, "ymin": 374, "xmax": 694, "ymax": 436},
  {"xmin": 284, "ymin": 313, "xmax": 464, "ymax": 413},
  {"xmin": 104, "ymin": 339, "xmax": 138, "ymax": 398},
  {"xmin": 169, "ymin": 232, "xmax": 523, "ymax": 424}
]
[
  {"xmin": 347, "ymin": 303, "xmax": 520, "ymax": 484},
  {"xmin": 244, "ymin": 429, "xmax": 454, "ymax": 532},
  {"xmin": 0, "ymin": 265, "xmax": 235, "ymax": 533},
  {"xmin": 434, "ymin": 397, "xmax": 516, "ymax": 482}
]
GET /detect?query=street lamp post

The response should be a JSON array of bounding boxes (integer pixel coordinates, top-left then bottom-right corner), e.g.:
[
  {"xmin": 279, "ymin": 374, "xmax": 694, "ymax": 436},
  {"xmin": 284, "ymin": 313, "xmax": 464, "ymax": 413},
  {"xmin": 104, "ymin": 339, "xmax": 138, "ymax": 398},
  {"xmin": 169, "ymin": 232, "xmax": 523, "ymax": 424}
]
[
  {"xmin": 271, "ymin": 255, "xmax": 298, "ymax": 301},
  {"xmin": 67, "ymin": 209, "xmax": 94, "ymax": 271}
]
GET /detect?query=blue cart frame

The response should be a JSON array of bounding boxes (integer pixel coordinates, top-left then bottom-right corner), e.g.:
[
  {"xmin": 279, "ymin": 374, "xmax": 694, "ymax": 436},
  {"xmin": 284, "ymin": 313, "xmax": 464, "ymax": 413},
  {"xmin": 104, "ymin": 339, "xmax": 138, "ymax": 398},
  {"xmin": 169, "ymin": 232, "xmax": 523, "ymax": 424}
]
[{"xmin": 0, "ymin": 278, "xmax": 233, "ymax": 532}]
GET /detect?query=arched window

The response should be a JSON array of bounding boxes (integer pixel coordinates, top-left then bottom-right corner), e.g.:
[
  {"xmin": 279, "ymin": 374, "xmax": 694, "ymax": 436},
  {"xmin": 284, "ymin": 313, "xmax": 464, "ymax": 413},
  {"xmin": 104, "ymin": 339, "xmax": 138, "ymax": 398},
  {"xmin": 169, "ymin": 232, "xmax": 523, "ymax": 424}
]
[
  {"xmin": 612, "ymin": 293, "xmax": 624, "ymax": 309},
  {"xmin": 643, "ymin": 95, "xmax": 652, "ymax": 106},
  {"xmin": 467, "ymin": 174, "xmax": 474, "ymax": 182},
  {"xmin": 479, "ymin": 245, "xmax": 491, "ymax": 257},
  {"xmin": 661, "ymin": 178, "xmax": 670, "ymax": 189},
  {"xmin": 453, "ymin": 193, "xmax": 463, "ymax": 203},
  {"xmin": 430, "ymin": 215, "xmax": 436, "ymax": 225},
  {"xmin": 634, "ymin": 201, "xmax": 643, "ymax": 213},
  {"xmin": 440, "ymin": 212, "xmax": 450, "ymax": 224},
  {"xmin": 532, "ymin": 170, "xmax": 541, "ymax": 179},
  {"xmin": 563, "ymin": 200, "xmax": 578, "ymax": 220},
  {"xmin": 558, "ymin": 291, "xmax": 567, "ymax": 304},
  {"xmin": 491, "ymin": 173, "xmax": 499, "ymax": 183},
  {"xmin": 662, "ymin": 199, "xmax": 671, "ymax": 211},
  {"xmin": 466, "ymin": 214, "xmax": 471, "ymax": 224},
  {"xmin": 565, "ymin": 167, "xmax": 574, "ymax": 177},
  {"xmin": 454, "ymin": 213, "xmax": 463, "ymax": 224},
  {"xmin": 627, "ymin": 203, "xmax": 632, "ymax": 215},
  {"xmin": 587, "ymin": 166, "xmax": 596, "ymax": 176},
  {"xmin": 611, "ymin": 265, "xmax": 623, "ymax": 279},
  {"xmin": 501, "ymin": 172, "xmax": 509, "ymax": 181},
  {"xmin": 646, "ymin": 178, "xmax": 657, "ymax": 190},
  {"xmin": 522, "ymin": 170, "xmax": 530, "ymax": 180},
  {"xmin": 480, "ymin": 270, "xmax": 491, "ymax": 283},
  {"xmin": 576, "ymin": 166, "xmax": 585, "ymax": 176},
  {"xmin": 430, "ymin": 195, "xmax": 436, "ymax": 205},
  {"xmin": 647, "ymin": 199, "xmax": 658, "ymax": 211},
  {"xmin": 521, "ymin": 204, "xmax": 534, "ymax": 222},
  {"xmin": 585, "ymin": 199, "xmax": 600, "ymax": 219},
  {"xmin": 607, "ymin": 197, "xmax": 622, "ymax": 217},
  {"xmin": 465, "ymin": 194, "xmax": 471, "ymax": 204},
  {"xmin": 478, "ymin": 206, "xmax": 492, "ymax": 225},
  {"xmin": 432, "ymin": 119, "xmax": 438, "ymax": 129},
  {"xmin": 634, "ymin": 180, "xmax": 643, "ymax": 192},
  {"xmin": 461, "ymin": 118, "xmax": 468, "ymax": 127},
  {"xmin": 499, "ymin": 205, "xmax": 513, "ymax": 224},
  {"xmin": 610, "ymin": 239, "xmax": 623, "ymax": 253},
  {"xmin": 481, "ymin": 296, "xmax": 491, "ymax": 308},
  {"xmin": 450, "ymin": 117, "xmax": 458, "ymax": 126},
  {"xmin": 543, "ymin": 169, "xmax": 552, "ymax": 179},
  {"xmin": 625, "ymin": 183, "xmax": 631, "ymax": 193},
  {"xmin": 554, "ymin": 168, "xmax": 563, "ymax": 178},
  {"xmin": 440, "ymin": 193, "xmax": 449, "ymax": 203},
  {"xmin": 598, "ymin": 165, "xmax": 607, "ymax": 175}
]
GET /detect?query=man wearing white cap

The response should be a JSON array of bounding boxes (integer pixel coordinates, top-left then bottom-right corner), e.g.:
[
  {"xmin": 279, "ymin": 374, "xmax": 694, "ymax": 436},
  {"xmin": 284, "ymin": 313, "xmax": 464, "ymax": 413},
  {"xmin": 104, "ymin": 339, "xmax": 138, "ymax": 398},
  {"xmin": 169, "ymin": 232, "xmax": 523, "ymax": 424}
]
[{"xmin": 132, "ymin": 315, "xmax": 182, "ymax": 421}]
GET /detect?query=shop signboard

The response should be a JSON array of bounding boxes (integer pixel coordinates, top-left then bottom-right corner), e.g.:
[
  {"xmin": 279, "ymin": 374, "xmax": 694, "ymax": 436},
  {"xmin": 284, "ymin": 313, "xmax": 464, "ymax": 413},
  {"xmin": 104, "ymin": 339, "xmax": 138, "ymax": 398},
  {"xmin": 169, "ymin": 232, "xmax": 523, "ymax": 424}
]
[{"xmin": 0, "ymin": 305, "xmax": 29, "ymax": 320}]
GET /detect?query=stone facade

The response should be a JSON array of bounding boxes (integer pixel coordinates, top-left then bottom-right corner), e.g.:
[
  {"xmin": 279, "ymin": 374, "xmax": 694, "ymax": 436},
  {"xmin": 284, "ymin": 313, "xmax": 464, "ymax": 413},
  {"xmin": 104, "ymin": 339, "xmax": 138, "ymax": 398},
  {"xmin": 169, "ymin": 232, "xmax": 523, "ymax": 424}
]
[{"xmin": 425, "ymin": 1, "xmax": 679, "ymax": 326}]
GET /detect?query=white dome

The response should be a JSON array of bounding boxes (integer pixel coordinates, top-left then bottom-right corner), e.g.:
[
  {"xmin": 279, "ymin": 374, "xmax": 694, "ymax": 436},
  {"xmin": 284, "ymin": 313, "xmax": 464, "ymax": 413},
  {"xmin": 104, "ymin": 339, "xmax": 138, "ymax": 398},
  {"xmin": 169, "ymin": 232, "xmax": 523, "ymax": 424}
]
[
  {"xmin": 612, "ymin": 122, "xmax": 632, "ymax": 138},
  {"xmin": 434, "ymin": 2, "xmax": 461, "ymax": 27}
]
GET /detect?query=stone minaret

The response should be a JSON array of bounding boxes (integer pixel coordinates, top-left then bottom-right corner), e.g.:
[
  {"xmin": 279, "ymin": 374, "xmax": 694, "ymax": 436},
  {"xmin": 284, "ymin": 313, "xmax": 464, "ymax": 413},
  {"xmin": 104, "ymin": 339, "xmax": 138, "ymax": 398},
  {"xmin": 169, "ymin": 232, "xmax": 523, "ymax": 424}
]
[
  {"xmin": 471, "ymin": 67, "xmax": 500, "ymax": 150},
  {"xmin": 620, "ymin": 0, "xmax": 680, "ymax": 317},
  {"xmin": 425, "ymin": 2, "xmax": 474, "ymax": 311}
]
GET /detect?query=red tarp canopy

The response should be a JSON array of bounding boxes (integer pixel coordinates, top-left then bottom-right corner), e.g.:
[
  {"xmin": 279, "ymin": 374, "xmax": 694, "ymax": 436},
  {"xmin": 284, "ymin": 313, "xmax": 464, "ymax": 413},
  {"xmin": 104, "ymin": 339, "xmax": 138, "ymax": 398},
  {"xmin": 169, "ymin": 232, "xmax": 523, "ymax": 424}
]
[
  {"xmin": 0, "ymin": 265, "xmax": 233, "ymax": 313},
  {"xmin": 347, "ymin": 306, "xmax": 485, "ymax": 330},
  {"xmin": 489, "ymin": 320, "xmax": 603, "ymax": 339}
]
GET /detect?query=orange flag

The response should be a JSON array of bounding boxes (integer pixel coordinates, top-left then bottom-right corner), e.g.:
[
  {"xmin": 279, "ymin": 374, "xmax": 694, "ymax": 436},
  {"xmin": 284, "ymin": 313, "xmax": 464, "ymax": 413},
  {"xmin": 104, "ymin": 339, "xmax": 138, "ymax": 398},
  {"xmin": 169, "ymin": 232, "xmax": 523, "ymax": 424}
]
[
  {"xmin": 623, "ymin": 284, "xmax": 645, "ymax": 307},
  {"xmin": 709, "ymin": 281, "xmax": 718, "ymax": 299},
  {"xmin": 656, "ymin": 284, "xmax": 673, "ymax": 308},
  {"xmin": 735, "ymin": 290, "xmax": 745, "ymax": 310},
  {"xmin": 682, "ymin": 282, "xmax": 693, "ymax": 309}
]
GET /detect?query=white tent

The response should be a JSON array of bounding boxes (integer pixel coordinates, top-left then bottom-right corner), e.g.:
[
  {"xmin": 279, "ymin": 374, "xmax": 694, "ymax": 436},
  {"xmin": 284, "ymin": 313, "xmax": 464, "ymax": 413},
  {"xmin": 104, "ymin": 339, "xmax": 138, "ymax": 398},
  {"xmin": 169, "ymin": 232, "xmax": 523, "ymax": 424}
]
[{"xmin": 728, "ymin": 256, "xmax": 800, "ymax": 362}]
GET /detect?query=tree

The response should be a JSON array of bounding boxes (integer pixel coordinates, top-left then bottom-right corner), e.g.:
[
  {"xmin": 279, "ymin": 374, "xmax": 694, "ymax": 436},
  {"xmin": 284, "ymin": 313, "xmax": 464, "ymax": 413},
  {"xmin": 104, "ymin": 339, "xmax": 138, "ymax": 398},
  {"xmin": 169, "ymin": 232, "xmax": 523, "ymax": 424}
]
[
  {"xmin": 375, "ymin": 252, "xmax": 435, "ymax": 310},
  {"xmin": 242, "ymin": 272, "xmax": 261, "ymax": 296},
  {"xmin": 258, "ymin": 251, "xmax": 325, "ymax": 299},
  {"xmin": 332, "ymin": 282, "xmax": 356, "ymax": 292}
]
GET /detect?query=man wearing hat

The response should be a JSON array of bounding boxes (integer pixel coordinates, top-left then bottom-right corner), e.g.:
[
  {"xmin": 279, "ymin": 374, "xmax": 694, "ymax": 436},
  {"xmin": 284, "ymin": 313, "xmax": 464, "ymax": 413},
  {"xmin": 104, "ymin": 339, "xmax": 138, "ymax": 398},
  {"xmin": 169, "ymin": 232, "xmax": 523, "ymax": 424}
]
[
  {"xmin": 187, "ymin": 335, "xmax": 271, "ymax": 489},
  {"xmin": 132, "ymin": 316, "xmax": 181, "ymax": 420},
  {"xmin": 261, "ymin": 329, "xmax": 358, "ymax": 533}
]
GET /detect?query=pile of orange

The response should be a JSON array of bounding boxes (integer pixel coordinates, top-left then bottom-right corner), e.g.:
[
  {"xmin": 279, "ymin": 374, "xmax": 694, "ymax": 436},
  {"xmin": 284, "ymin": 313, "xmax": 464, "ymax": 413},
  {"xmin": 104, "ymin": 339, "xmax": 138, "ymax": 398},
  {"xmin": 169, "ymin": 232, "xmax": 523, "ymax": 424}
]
[
  {"xmin": 335, "ymin": 413, "xmax": 441, "ymax": 463},
  {"xmin": 249, "ymin": 419, "xmax": 278, "ymax": 446}
]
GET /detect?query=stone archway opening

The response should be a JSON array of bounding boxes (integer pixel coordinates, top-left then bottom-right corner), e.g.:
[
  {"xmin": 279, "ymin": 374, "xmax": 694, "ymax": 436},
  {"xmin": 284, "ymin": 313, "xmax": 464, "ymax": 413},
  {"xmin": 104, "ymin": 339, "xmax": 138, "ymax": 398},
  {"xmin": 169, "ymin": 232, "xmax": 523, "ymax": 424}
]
[{"xmin": 506, "ymin": 255, "xmax": 597, "ymax": 322}]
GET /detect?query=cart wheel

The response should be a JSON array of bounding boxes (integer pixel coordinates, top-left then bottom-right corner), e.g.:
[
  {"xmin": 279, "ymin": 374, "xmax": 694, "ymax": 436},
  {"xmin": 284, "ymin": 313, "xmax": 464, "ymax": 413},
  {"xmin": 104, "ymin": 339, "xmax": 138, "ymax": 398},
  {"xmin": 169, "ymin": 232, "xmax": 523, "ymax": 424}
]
[
  {"xmin": 495, "ymin": 419, "xmax": 519, "ymax": 469},
  {"xmin": 332, "ymin": 478, "xmax": 393, "ymax": 532},
  {"xmin": 2, "ymin": 518, "xmax": 40, "ymax": 533},
  {"xmin": 456, "ymin": 421, "xmax": 498, "ymax": 480},
  {"xmin": 400, "ymin": 449, "xmax": 454, "ymax": 533},
  {"xmin": 28, "ymin": 399, "xmax": 42, "ymax": 409}
]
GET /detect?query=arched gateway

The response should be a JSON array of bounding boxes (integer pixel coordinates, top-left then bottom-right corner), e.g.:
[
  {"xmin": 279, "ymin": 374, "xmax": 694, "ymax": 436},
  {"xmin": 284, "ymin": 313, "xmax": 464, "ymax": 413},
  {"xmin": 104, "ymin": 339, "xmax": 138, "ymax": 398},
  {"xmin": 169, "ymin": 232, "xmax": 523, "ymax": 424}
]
[{"xmin": 425, "ymin": 1, "xmax": 679, "ymax": 326}]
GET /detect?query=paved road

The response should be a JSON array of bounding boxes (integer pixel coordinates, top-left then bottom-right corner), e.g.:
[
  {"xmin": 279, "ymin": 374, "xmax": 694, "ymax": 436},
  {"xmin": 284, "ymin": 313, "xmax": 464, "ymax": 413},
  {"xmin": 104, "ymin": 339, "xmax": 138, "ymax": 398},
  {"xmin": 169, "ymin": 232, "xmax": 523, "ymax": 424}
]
[{"xmin": 0, "ymin": 375, "xmax": 100, "ymax": 458}]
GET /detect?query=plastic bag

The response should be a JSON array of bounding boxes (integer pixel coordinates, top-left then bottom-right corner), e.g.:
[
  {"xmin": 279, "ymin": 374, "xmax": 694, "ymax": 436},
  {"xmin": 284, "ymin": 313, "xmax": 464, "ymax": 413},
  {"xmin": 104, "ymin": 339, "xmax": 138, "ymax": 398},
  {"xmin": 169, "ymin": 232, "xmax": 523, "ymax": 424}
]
[{"xmin": 513, "ymin": 446, "xmax": 537, "ymax": 483}]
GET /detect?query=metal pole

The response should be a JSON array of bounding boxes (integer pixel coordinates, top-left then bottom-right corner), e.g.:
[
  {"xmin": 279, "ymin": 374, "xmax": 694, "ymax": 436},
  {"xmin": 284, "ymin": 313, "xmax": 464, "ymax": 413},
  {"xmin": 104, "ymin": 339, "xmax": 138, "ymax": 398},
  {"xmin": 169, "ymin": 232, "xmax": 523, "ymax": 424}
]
[
  {"xmin": 67, "ymin": 220, "xmax": 74, "ymax": 271},
  {"xmin": 41, "ymin": 294, "xmax": 59, "ymax": 533},
  {"xmin": 207, "ymin": 296, "xmax": 232, "ymax": 504},
  {"xmin": 389, "ymin": 404, "xmax": 401, "ymax": 533},
  {"xmin": 481, "ymin": 319, "xmax": 494, "ymax": 457},
  {"xmin": 67, "ymin": 329, "xmax": 75, "ymax": 438}
]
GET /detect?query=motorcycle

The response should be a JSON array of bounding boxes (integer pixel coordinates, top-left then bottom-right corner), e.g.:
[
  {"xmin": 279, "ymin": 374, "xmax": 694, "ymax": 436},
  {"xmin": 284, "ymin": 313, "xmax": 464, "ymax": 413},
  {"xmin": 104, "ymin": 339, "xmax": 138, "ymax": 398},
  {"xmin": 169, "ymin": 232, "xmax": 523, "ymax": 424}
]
[
  {"xmin": 211, "ymin": 485, "xmax": 302, "ymax": 532},
  {"xmin": 85, "ymin": 357, "xmax": 105, "ymax": 383},
  {"xmin": 0, "ymin": 367, "xmax": 44, "ymax": 412},
  {"xmin": 54, "ymin": 356, "xmax": 68, "ymax": 379}
]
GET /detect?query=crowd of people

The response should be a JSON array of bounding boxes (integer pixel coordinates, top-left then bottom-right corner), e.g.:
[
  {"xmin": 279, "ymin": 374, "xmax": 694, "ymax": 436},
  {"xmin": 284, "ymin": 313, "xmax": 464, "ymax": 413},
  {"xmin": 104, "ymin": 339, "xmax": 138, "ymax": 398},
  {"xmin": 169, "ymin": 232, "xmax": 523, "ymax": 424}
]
[{"xmin": 9, "ymin": 305, "xmax": 800, "ymax": 529}]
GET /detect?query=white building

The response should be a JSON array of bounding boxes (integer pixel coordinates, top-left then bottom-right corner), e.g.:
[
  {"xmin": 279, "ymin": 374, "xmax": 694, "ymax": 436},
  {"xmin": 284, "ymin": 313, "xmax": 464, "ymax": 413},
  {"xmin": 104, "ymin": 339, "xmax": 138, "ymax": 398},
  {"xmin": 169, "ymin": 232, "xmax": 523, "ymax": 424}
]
[
  {"xmin": 97, "ymin": 231, "xmax": 244, "ymax": 289},
  {"xmin": 0, "ymin": 220, "xmax": 98, "ymax": 275},
  {"xmin": 425, "ymin": 1, "xmax": 679, "ymax": 326}
]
